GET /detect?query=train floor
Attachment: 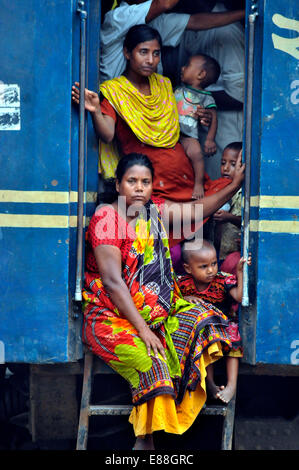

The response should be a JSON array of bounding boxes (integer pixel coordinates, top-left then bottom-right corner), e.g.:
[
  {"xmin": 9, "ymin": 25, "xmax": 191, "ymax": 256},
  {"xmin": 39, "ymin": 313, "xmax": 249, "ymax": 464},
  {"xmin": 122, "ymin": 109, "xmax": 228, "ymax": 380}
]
[{"xmin": 1, "ymin": 362, "xmax": 299, "ymax": 451}]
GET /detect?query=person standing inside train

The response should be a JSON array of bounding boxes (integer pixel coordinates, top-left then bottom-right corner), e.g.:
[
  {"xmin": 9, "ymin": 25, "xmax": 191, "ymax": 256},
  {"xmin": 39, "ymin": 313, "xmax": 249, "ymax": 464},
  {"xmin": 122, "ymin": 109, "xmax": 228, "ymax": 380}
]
[
  {"xmin": 72, "ymin": 25, "xmax": 234, "ymax": 208},
  {"xmin": 100, "ymin": 0, "xmax": 245, "ymax": 83},
  {"xmin": 178, "ymin": 2, "xmax": 245, "ymax": 178}
]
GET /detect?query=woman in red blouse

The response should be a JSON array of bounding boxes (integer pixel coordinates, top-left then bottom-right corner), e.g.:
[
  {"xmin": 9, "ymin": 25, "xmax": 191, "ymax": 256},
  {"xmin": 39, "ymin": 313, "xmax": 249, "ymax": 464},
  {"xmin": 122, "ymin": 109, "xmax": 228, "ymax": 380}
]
[{"xmin": 82, "ymin": 152, "xmax": 245, "ymax": 450}]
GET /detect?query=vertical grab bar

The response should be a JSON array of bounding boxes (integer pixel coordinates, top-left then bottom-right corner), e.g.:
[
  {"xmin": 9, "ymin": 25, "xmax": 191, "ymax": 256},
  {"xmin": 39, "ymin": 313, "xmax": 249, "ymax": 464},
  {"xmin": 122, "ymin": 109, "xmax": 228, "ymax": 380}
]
[
  {"xmin": 75, "ymin": 1, "xmax": 87, "ymax": 302},
  {"xmin": 242, "ymin": 5, "xmax": 258, "ymax": 307}
]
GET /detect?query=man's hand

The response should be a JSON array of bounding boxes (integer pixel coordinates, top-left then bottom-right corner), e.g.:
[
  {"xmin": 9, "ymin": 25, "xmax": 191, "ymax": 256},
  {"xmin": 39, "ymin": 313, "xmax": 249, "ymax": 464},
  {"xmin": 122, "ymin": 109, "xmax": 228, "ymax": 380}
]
[
  {"xmin": 146, "ymin": 0, "xmax": 180, "ymax": 22},
  {"xmin": 196, "ymin": 106, "xmax": 212, "ymax": 127}
]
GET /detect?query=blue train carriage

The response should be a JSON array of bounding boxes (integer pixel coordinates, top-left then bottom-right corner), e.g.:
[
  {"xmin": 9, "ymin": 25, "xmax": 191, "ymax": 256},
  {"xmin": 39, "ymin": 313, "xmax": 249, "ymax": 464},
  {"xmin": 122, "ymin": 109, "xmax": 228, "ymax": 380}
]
[
  {"xmin": 0, "ymin": 0, "xmax": 101, "ymax": 364},
  {"xmin": 241, "ymin": 0, "xmax": 299, "ymax": 368},
  {"xmin": 0, "ymin": 0, "xmax": 298, "ymax": 445},
  {"xmin": 0, "ymin": 0, "xmax": 101, "ymax": 441}
]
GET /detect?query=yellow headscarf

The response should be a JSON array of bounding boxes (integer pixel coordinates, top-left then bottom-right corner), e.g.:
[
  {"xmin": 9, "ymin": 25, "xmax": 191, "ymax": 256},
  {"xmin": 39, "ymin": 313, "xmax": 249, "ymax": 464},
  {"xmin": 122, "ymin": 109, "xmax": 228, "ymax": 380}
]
[{"xmin": 100, "ymin": 73, "xmax": 180, "ymax": 148}]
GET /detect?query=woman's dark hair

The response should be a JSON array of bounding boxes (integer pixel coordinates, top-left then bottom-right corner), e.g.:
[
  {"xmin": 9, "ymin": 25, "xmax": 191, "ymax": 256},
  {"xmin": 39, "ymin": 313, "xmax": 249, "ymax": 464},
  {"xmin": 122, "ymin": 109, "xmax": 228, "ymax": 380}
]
[
  {"xmin": 123, "ymin": 24, "xmax": 162, "ymax": 52},
  {"xmin": 97, "ymin": 153, "xmax": 154, "ymax": 204},
  {"xmin": 116, "ymin": 152, "xmax": 154, "ymax": 182}
]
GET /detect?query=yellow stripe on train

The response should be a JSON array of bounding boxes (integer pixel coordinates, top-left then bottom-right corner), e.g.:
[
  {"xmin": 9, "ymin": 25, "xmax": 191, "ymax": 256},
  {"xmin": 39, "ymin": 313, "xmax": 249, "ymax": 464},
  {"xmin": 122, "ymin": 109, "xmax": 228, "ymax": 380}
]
[
  {"xmin": 250, "ymin": 220, "xmax": 299, "ymax": 233},
  {"xmin": 0, "ymin": 213, "xmax": 297, "ymax": 233},
  {"xmin": 250, "ymin": 196, "xmax": 299, "ymax": 209},
  {"xmin": 0, "ymin": 190, "xmax": 97, "ymax": 204},
  {"xmin": 0, "ymin": 214, "xmax": 91, "ymax": 228}
]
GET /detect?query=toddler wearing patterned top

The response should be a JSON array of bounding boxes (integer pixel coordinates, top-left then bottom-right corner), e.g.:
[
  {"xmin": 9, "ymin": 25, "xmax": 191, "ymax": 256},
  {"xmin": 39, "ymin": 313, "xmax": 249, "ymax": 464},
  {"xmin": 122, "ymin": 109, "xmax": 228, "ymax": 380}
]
[
  {"xmin": 174, "ymin": 54, "xmax": 220, "ymax": 200},
  {"xmin": 178, "ymin": 239, "xmax": 251, "ymax": 403}
]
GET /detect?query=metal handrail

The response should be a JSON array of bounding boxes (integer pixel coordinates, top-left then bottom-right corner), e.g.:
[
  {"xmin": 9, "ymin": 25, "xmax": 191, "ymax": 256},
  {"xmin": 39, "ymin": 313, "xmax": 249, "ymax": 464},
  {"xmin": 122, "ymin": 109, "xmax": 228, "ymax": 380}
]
[
  {"xmin": 75, "ymin": 1, "xmax": 87, "ymax": 302},
  {"xmin": 242, "ymin": 5, "xmax": 258, "ymax": 307}
]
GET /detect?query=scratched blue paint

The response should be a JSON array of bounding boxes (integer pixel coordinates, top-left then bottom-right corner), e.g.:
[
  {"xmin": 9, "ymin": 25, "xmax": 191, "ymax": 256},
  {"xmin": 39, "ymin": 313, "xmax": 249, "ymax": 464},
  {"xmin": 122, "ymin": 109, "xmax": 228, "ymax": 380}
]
[
  {"xmin": 241, "ymin": 0, "xmax": 299, "ymax": 365},
  {"xmin": 260, "ymin": 1, "xmax": 299, "ymax": 197},
  {"xmin": 249, "ymin": 206, "xmax": 298, "ymax": 222},
  {"xmin": 2, "ymin": 228, "xmax": 69, "ymax": 362},
  {"xmin": 255, "ymin": 233, "xmax": 298, "ymax": 364},
  {"xmin": 0, "ymin": 0, "xmax": 100, "ymax": 363}
]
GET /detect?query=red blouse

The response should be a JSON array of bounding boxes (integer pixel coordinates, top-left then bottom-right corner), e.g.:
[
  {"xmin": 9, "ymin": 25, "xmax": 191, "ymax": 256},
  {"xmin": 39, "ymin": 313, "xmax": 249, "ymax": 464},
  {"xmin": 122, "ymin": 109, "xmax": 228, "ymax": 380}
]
[
  {"xmin": 86, "ymin": 197, "xmax": 164, "ymax": 274},
  {"xmin": 100, "ymin": 97, "xmax": 195, "ymax": 202}
]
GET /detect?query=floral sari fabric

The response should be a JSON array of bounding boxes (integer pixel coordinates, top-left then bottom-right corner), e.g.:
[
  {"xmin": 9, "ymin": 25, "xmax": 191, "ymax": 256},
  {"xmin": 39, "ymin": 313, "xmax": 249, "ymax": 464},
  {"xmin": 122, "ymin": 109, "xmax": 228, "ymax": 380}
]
[{"xmin": 82, "ymin": 201, "xmax": 231, "ymax": 405}]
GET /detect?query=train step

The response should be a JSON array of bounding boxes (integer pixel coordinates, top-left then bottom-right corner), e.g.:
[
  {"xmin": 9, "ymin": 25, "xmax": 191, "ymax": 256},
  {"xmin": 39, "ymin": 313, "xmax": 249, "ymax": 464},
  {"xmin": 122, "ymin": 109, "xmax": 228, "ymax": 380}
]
[{"xmin": 76, "ymin": 349, "xmax": 236, "ymax": 450}]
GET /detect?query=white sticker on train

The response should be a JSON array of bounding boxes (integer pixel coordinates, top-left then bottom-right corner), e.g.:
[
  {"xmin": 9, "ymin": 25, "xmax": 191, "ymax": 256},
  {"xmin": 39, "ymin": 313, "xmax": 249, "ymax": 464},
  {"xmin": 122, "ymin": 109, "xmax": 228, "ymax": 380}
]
[
  {"xmin": 0, "ymin": 84, "xmax": 21, "ymax": 130},
  {"xmin": 0, "ymin": 341, "xmax": 4, "ymax": 364}
]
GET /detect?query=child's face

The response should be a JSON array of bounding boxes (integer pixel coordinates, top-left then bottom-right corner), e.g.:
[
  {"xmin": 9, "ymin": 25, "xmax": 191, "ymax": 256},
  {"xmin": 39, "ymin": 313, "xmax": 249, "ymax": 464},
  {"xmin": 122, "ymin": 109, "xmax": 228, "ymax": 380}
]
[
  {"xmin": 181, "ymin": 56, "xmax": 205, "ymax": 87},
  {"xmin": 220, "ymin": 148, "xmax": 239, "ymax": 180},
  {"xmin": 184, "ymin": 248, "xmax": 218, "ymax": 285}
]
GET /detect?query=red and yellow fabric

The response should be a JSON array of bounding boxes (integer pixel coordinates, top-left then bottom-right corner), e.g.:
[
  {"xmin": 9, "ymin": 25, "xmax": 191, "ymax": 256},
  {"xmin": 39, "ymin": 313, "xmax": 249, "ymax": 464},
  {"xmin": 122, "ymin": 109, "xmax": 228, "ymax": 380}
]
[
  {"xmin": 100, "ymin": 74, "xmax": 180, "ymax": 149},
  {"xmin": 98, "ymin": 73, "xmax": 232, "ymax": 204},
  {"xmin": 82, "ymin": 201, "xmax": 232, "ymax": 435}
]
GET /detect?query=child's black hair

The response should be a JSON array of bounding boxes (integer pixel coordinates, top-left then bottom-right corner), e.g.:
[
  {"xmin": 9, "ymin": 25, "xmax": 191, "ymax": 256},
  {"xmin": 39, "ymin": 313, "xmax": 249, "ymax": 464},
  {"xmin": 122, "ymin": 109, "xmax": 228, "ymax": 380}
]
[
  {"xmin": 199, "ymin": 54, "xmax": 221, "ymax": 87},
  {"xmin": 224, "ymin": 141, "xmax": 242, "ymax": 153},
  {"xmin": 181, "ymin": 238, "xmax": 216, "ymax": 264}
]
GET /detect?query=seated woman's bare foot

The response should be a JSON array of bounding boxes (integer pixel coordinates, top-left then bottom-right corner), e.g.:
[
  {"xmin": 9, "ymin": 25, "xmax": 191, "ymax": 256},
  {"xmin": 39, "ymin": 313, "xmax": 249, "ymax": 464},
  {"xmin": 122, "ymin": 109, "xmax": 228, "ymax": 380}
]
[
  {"xmin": 216, "ymin": 383, "xmax": 236, "ymax": 404},
  {"xmin": 207, "ymin": 380, "xmax": 225, "ymax": 400},
  {"xmin": 133, "ymin": 434, "xmax": 155, "ymax": 450}
]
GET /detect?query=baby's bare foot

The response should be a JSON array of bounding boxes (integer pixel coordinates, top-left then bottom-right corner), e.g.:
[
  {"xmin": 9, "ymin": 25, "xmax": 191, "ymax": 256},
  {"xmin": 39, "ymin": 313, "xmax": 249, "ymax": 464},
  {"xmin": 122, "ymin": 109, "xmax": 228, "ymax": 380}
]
[
  {"xmin": 216, "ymin": 384, "xmax": 236, "ymax": 404},
  {"xmin": 207, "ymin": 381, "xmax": 224, "ymax": 400}
]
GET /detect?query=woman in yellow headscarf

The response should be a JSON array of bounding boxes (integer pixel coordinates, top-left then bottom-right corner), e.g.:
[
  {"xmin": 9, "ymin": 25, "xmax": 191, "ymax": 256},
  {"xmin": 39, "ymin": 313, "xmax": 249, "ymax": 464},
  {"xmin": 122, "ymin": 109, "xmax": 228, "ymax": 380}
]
[{"xmin": 72, "ymin": 24, "xmax": 231, "ymax": 207}]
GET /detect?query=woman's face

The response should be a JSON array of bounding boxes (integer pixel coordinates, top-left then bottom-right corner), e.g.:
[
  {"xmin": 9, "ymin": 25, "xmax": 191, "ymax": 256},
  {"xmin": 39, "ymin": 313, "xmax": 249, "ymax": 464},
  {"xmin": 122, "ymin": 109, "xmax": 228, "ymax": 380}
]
[
  {"xmin": 116, "ymin": 164, "xmax": 153, "ymax": 208},
  {"xmin": 124, "ymin": 39, "xmax": 161, "ymax": 77}
]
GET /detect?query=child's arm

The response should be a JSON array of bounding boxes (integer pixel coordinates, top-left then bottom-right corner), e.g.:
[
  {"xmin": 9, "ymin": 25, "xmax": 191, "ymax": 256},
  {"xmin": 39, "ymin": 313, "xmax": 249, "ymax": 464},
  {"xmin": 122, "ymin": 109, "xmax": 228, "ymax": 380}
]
[
  {"xmin": 184, "ymin": 295, "xmax": 202, "ymax": 305},
  {"xmin": 204, "ymin": 108, "xmax": 217, "ymax": 156},
  {"xmin": 229, "ymin": 255, "xmax": 252, "ymax": 303},
  {"xmin": 213, "ymin": 210, "xmax": 242, "ymax": 228}
]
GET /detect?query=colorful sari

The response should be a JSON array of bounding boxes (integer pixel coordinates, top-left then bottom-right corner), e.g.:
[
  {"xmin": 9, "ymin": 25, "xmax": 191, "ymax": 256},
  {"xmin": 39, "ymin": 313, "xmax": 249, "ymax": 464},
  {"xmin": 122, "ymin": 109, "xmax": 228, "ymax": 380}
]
[{"xmin": 82, "ymin": 201, "xmax": 231, "ymax": 434}]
